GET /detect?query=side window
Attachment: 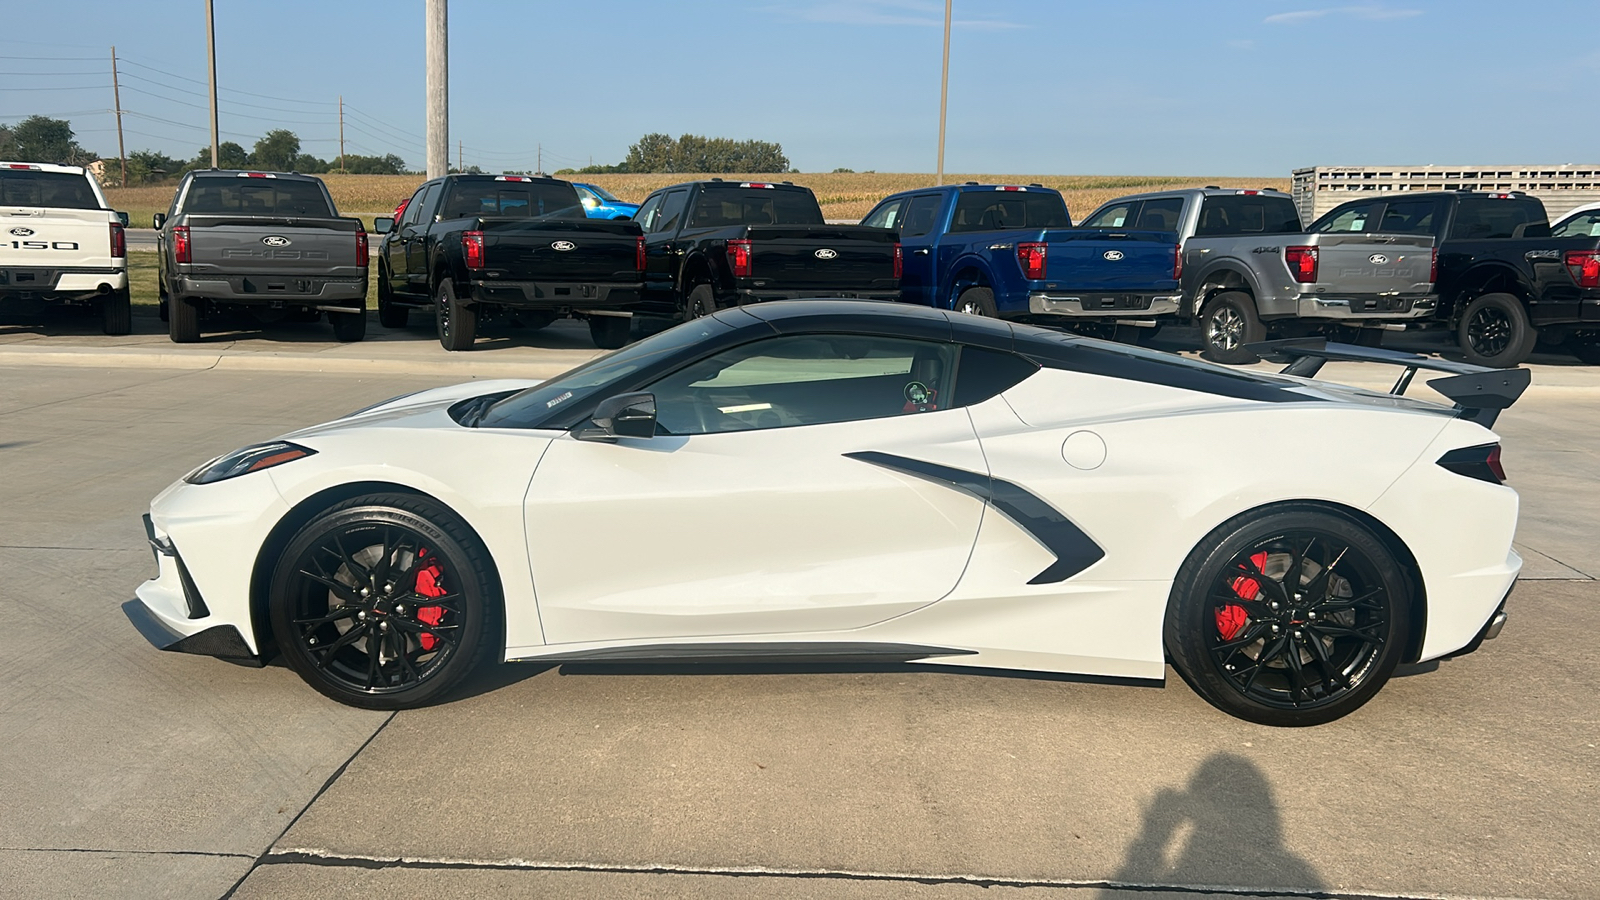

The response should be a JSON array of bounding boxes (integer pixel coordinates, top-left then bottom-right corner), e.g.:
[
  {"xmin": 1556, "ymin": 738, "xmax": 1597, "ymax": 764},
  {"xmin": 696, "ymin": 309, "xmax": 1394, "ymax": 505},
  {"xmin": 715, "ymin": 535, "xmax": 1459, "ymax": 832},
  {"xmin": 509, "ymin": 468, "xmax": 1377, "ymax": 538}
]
[
  {"xmin": 400, "ymin": 185, "xmax": 433, "ymax": 227},
  {"xmin": 1133, "ymin": 198, "xmax": 1185, "ymax": 231},
  {"xmin": 951, "ymin": 346, "xmax": 1039, "ymax": 406},
  {"xmin": 645, "ymin": 335, "xmax": 958, "ymax": 435},
  {"xmin": 1449, "ymin": 199, "xmax": 1547, "ymax": 240},
  {"xmin": 1310, "ymin": 201, "xmax": 1379, "ymax": 234},
  {"xmin": 862, "ymin": 199, "xmax": 906, "ymax": 230},
  {"xmin": 900, "ymin": 194, "xmax": 944, "ymax": 238},
  {"xmin": 1552, "ymin": 212, "xmax": 1600, "ymax": 238},
  {"xmin": 1375, "ymin": 200, "xmax": 1437, "ymax": 235},
  {"xmin": 1083, "ymin": 202, "xmax": 1136, "ymax": 229},
  {"xmin": 634, "ymin": 193, "xmax": 664, "ymax": 230},
  {"xmin": 654, "ymin": 189, "xmax": 690, "ymax": 234},
  {"xmin": 1195, "ymin": 195, "xmax": 1299, "ymax": 235}
]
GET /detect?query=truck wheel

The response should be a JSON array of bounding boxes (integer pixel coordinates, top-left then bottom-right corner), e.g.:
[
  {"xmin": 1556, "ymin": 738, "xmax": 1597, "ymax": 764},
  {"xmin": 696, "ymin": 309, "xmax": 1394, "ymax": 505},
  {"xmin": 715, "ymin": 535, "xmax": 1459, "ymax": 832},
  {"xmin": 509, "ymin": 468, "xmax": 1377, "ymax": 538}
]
[
  {"xmin": 954, "ymin": 287, "xmax": 997, "ymax": 317},
  {"xmin": 1569, "ymin": 336, "xmax": 1600, "ymax": 365},
  {"xmin": 101, "ymin": 287, "xmax": 132, "ymax": 335},
  {"xmin": 1201, "ymin": 292, "xmax": 1265, "ymax": 365},
  {"xmin": 435, "ymin": 282, "xmax": 476, "ymax": 351},
  {"xmin": 377, "ymin": 265, "xmax": 408, "ymax": 328},
  {"xmin": 169, "ymin": 296, "xmax": 202, "ymax": 343},
  {"xmin": 1457, "ymin": 293, "xmax": 1534, "ymax": 368},
  {"xmin": 588, "ymin": 315, "xmax": 630, "ymax": 350},
  {"xmin": 331, "ymin": 311, "xmax": 367, "ymax": 342},
  {"xmin": 685, "ymin": 284, "xmax": 718, "ymax": 320}
]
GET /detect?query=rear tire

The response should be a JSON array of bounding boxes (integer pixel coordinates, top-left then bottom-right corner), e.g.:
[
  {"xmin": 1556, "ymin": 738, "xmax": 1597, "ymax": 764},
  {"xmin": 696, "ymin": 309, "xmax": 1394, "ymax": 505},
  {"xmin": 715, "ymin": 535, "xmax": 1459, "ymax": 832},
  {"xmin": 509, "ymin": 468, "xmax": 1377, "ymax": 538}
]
[
  {"xmin": 1457, "ymin": 293, "xmax": 1534, "ymax": 368},
  {"xmin": 954, "ymin": 286, "xmax": 997, "ymax": 317},
  {"xmin": 435, "ymin": 281, "xmax": 476, "ymax": 351},
  {"xmin": 331, "ymin": 310, "xmax": 368, "ymax": 342},
  {"xmin": 588, "ymin": 315, "xmax": 630, "ymax": 350},
  {"xmin": 1200, "ymin": 292, "xmax": 1265, "ymax": 364},
  {"xmin": 1569, "ymin": 336, "xmax": 1600, "ymax": 365},
  {"xmin": 377, "ymin": 265, "xmax": 409, "ymax": 328},
  {"xmin": 101, "ymin": 287, "xmax": 131, "ymax": 335},
  {"xmin": 168, "ymin": 295, "xmax": 201, "ymax": 343},
  {"xmin": 685, "ymin": 284, "xmax": 718, "ymax": 320}
]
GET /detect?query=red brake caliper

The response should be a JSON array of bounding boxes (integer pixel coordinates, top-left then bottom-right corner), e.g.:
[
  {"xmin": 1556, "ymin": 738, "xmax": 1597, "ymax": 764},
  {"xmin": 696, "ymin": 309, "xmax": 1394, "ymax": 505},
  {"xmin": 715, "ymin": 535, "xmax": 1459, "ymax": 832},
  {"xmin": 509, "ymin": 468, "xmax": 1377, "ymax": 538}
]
[
  {"xmin": 1217, "ymin": 551, "xmax": 1269, "ymax": 641},
  {"xmin": 413, "ymin": 547, "xmax": 446, "ymax": 651}
]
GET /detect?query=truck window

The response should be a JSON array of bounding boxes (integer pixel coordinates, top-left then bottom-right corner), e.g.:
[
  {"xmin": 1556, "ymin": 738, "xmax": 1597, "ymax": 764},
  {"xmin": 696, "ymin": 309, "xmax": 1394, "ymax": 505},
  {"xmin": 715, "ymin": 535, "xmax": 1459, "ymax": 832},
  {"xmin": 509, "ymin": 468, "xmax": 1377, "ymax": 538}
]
[
  {"xmin": 1082, "ymin": 202, "xmax": 1134, "ymax": 229},
  {"xmin": 1195, "ymin": 195, "xmax": 1301, "ymax": 236},
  {"xmin": 1449, "ymin": 198, "xmax": 1548, "ymax": 240},
  {"xmin": 901, "ymin": 195, "xmax": 944, "ymax": 237},
  {"xmin": 184, "ymin": 178, "xmax": 334, "ymax": 217},
  {"xmin": 0, "ymin": 171, "xmax": 102, "ymax": 209},
  {"xmin": 1552, "ymin": 211, "xmax": 1600, "ymax": 238},
  {"xmin": 861, "ymin": 199, "xmax": 906, "ymax": 229},
  {"xmin": 438, "ymin": 182, "xmax": 583, "ymax": 220},
  {"xmin": 1310, "ymin": 201, "xmax": 1380, "ymax": 234},
  {"xmin": 949, "ymin": 192, "xmax": 1069, "ymax": 233},
  {"xmin": 1133, "ymin": 198, "xmax": 1184, "ymax": 231},
  {"xmin": 1375, "ymin": 199, "xmax": 1436, "ymax": 235},
  {"xmin": 400, "ymin": 184, "xmax": 434, "ymax": 227},
  {"xmin": 634, "ymin": 193, "xmax": 664, "ymax": 231},
  {"xmin": 688, "ymin": 188, "xmax": 824, "ymax": 227},
  {"xmin": 654, "ymin": 189, "xmax": 690, "ymax": 233}
]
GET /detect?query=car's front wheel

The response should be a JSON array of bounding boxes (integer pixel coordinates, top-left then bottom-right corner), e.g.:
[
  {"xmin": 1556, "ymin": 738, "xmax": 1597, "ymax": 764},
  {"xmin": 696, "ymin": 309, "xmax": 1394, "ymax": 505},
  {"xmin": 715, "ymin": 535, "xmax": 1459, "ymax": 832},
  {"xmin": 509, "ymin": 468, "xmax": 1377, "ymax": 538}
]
[
  {"xmin": 1164, "ymin": 507, "xmax": 1410, "ymax": 726},
  {"xmin": 269, "ymin": 493, "xmax": 500, "ymax": 710},
  {"xmin": 377, "ymin": 263, "xmax": 409, "ymax": 329}
]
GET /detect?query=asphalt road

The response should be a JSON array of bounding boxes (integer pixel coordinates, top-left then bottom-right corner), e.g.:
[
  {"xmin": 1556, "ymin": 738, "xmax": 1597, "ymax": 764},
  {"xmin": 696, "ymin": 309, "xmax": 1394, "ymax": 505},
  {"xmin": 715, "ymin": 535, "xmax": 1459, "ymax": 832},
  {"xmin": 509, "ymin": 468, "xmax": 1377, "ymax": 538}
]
[{"xmin": 1, "ymin": 338, "xmax": 1597, "ymax": 899}]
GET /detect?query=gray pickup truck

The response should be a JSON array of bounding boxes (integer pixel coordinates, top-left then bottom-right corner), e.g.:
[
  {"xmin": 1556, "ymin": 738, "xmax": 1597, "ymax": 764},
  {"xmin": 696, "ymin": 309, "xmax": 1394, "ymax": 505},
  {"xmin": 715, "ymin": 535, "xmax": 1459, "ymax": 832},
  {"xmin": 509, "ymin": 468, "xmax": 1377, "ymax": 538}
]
[
  {"xmin": 154, "ymin": 170, "xmax": 369, "ymax": 343},
  {"xmin": 1082, "ymin": 188, "xmax": 1436, "ymax": 363}
]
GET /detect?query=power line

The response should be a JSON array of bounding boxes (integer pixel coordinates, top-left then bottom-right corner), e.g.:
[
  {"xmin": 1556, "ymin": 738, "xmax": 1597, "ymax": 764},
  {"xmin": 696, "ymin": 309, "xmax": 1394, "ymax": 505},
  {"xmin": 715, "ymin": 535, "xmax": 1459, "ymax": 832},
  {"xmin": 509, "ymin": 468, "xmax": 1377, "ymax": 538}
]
[
  {"xmin": 0, "ymin": 54, "xmax": 102, "ymax": 61},
  {"xmin": 118, "ymin": 57, "xmax": 338, "ymax": 106},
  {"xmin": 0, "ymin": 70, "xmax": 111, "ymax": 76}
]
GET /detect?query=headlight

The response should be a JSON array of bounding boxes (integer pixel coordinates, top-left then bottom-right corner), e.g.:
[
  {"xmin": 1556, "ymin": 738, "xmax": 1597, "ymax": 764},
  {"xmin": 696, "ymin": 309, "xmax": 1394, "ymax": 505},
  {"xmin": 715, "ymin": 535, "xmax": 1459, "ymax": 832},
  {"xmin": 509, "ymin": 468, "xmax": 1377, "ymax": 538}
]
[{"xmin": 185, "ymin": 441, "xmax": 316, "ymax": 485}]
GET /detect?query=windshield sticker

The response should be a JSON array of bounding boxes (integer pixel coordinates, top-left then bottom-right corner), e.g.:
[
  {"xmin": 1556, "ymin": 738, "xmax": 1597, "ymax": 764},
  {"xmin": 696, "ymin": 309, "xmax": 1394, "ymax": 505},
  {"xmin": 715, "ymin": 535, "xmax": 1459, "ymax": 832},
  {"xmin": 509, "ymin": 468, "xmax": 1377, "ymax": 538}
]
[{"xmin": 545, "ymin": 391, "xmax": 574, "ymax": 409}]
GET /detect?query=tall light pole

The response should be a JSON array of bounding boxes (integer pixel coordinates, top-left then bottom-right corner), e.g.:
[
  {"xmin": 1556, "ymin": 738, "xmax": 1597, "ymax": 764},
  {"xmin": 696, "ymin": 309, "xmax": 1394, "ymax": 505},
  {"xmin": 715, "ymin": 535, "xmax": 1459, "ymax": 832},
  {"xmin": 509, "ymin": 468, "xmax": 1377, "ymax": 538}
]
[
  {"xmin": 936, "ymin": 0, "xmax": 952, "ymax": 185},
  {"xmin": 426, "ymin": 0, "xmax": 449, "ymax": 178},
  {"xmin": 205, "ymin": 0, "xmax": 219, "ymax": 168}
]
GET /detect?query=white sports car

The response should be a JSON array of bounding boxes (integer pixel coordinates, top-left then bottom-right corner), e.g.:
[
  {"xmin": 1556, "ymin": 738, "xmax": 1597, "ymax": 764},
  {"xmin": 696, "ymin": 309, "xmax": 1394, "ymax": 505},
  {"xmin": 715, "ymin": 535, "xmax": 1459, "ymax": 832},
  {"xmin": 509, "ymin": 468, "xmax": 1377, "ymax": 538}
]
[{"xmin": 125, "ymin": 302, "xmax": 1528, "ymax": 726}]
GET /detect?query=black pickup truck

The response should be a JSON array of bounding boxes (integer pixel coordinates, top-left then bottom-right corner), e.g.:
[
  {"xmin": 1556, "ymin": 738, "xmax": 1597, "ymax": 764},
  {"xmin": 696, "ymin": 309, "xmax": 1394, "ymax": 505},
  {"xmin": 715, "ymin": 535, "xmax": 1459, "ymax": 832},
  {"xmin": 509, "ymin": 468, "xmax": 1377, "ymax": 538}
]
[
  {"xmin": 374, "ymin": 174, "xmax": 645, "ymax": 350},
  {"xmin": 1309, "ymin": 190, "xmax": 1600, "ymax": 366},
  {"xmin": 633, "ymin": 180, "xmax": 899, "ymax": 319}
]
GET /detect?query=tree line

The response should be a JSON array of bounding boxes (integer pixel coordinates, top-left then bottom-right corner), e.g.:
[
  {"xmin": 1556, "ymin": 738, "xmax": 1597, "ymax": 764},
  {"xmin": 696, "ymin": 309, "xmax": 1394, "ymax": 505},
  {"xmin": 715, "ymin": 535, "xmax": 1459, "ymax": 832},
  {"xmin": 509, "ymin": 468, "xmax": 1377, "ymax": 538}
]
[{"xmin": 558, "ymin": 133, "xmax": 791, "ymax": 175}]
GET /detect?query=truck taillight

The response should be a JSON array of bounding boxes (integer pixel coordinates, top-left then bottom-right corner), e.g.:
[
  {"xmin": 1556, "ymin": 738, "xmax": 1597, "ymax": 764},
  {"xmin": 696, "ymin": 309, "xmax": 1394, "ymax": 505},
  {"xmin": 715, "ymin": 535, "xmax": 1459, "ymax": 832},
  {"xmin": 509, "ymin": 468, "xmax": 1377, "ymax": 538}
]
[
  {"xmin": 1017, "ymin": 242, "xmax": 1047, "ymax": 280},
  {"xmin": 173, "ymin": 226, "xmax": 191, "ymax": 263},
  {"xmin": 1173, "ymin": 244, "xmax": 1183, "ymax": 280},
  {"xmin": 1429, "ymin": 247, "xmax": 1438, "ymax": 283},
  {"xmin": 636, "ymin": 236, "xmax": 646, "ymax": 272},
  {"xmin": 893, "ymin": 243, "xmax": 902, "ymax": 279},
  {"xmin": 462, "ymin": 230, "xmax": 485, "ymax": 269},
  {"xmin": 1564, "ymin": 250, "xmax": 1600, "ymax": 288},
  {"xmin": 1285, "ymin": 245, "xmax": 1318, "ymax": 283},
  {"xmin": 355, "ymin": 229, "xmax": 369, "ymax": 268},
  {"xmin": 110, "ymin": 222, "xmax": 126, "ymax": 259},
  {"xmin": 727, "ymin": 239, "xmax": 752, "ymax": 277}
]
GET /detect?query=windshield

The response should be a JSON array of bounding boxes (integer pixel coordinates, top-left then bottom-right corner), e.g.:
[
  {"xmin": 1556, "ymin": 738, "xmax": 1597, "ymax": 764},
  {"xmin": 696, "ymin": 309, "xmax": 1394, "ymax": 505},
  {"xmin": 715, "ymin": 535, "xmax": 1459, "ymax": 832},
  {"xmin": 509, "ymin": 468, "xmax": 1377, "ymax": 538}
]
[
  {"xmin": 183, "ymin": 178, "xmax": 334, "ymax": 216},
  {"xmin": 582, "ymin": 184, "xmax": 622, "ymax": 203},
  {"xmin": 478, "ymin": 317, "xmax": 736, "ymax": 429},
  {"xmin": 0, "ymin": 170, "xmax": 102, "ymax": 209}
]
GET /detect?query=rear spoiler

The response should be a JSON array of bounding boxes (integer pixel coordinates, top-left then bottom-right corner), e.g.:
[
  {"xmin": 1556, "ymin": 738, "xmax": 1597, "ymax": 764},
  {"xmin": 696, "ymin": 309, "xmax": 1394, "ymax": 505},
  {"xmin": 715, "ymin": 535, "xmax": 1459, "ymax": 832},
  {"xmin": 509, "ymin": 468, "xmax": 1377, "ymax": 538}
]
[{"xmin": 1245, "ymin": 338, "xmax": 1530, "ymax": 428}]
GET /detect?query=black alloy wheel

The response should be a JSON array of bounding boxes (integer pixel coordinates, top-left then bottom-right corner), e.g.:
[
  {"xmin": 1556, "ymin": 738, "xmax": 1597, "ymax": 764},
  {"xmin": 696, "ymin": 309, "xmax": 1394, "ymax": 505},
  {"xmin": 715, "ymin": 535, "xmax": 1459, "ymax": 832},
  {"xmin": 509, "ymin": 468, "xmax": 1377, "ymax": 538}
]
[
  {"xmin": 685, "ymin": 284, "xmax": 718, "ymax": 320},
  {"xmin": 1165, "ymin": 508, "xmax": 1409, "ymax": 726},
  {"xmin": 1457, "ymin": 292, "xmax": 1533, "ymax": 368},
  {"xmin": 269, "ymin": 494, "xmax": 498, "ymax": 709},
  {"xmin": 436, "ymin": 281, "xmax": 477, "ymax": 351}
]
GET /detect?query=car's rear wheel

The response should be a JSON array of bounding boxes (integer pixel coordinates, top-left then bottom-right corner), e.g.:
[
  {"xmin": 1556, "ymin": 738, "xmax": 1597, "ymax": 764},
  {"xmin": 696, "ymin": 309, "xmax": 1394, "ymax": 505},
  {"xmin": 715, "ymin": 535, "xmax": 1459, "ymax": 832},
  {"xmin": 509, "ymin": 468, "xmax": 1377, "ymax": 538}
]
[
  {"xmin": 377, "ymin": 264, "xmax": 409, "ymax": 328},
  {"xmin": 954, "ymin": 286, "xmax": 997, "ymax": 317},
  {"xmin": 330, "ymin": 310, "xmax": 367, "ymax": 342},
  {"xmin": 269, "ymin": 493, "xmax": 500, "ymax": 710},
  {"xmin": 101, "ymin": 287, "xmax": 131, "ymax": 335},
  {"xmin": 1457, "ymin": 292, "xmax": 1534, "ymax": 368},
  {"xmin": 436, "ymin": 281, "xmax": 476, "ymax": 351},
  {"xmin": 588, "ymin": 315, "xmax": 630, "ymax": 349},
  {"xmin": 1568, "ymin": 335, "xmax": 1600, "ymax": 365},
  {"xmin": 1164, "ymin": 507, "xmax": 1410, "ymax": 727},
  {"xmin": 685, "ymin": 284, "xmax": 718, "ymax": 320},
  {"xmin": 169, "ymin": 295, "xmax": 201, "ymax": 343},
  {"xmin": 1200, "ymin": 292, "xmax": 1265, "ymax": 364}
]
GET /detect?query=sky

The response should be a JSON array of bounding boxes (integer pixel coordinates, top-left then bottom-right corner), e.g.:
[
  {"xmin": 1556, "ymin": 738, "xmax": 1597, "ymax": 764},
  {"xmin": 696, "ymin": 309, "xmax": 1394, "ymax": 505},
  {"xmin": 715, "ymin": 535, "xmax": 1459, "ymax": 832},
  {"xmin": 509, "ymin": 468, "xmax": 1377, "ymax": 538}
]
[{"xmin": 5, "ymin": 0, "xmax": 1598, "ymax": 177}]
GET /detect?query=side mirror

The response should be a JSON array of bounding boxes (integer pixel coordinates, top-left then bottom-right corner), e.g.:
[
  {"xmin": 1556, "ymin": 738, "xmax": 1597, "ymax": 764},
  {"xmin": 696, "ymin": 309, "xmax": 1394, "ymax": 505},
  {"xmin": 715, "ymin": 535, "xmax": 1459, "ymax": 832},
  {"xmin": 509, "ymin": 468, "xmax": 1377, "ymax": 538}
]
[
  {"xmin": 373, "ymin": 216, "xmax": 394, "ymax": 234},
  {"xmin": 152, "ymin": 212, "xmax": 166, "ymax": 229},
  {"xmin": 578, "ymin": 392, "xmax": 657, "ymax": 441},
  {"xmin": 116, "ymin": 211, "xmax": 130, "ymax": 227}
]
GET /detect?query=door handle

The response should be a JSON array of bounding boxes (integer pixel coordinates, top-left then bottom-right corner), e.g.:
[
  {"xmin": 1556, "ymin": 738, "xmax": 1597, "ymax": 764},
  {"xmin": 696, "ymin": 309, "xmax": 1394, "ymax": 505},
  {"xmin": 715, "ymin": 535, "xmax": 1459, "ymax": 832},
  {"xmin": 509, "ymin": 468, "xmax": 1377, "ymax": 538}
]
[{"xmin": 912, "ymin": 248, "xmax": 930, "ymax": 256}]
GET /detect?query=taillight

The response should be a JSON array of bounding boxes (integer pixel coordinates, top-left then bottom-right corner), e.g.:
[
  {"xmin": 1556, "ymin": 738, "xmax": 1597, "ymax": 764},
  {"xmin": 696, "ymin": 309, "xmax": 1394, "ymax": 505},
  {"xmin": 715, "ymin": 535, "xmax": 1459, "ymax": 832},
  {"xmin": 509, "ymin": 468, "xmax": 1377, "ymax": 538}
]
[
  {"xmin": 635, "ymin": 236, "xmax": 646, "ymax": 272},
  {"xmin": 110, "ymin": 222, "xmax": 126, "ymax": 259},
  {"xmin": 1285, "ymin": 245, "xmax": 1318, "ymax": 283},
  {"xmin": 462, "ymin": 230, "xmax": 485, "ymax": 269},
  {"xmin": 1173, "ymin": 244, "xmax": 1183, "ymax": 280},
  {"xmin": 173, "ymin": 225, "xmax": 191, "ymax": 264},
  {"xmin": 1564, "ymin": 250, "xmax": 1600, "ymax": 288},
  {"xmin": 355, "ymin": 229, "xmax": 369, "ymax": 268},
  {"xmin": 1017, "ymin": 241, "xmax": 1047, "ymax": 280},
  {"xmin": 727, "ymin": 239, "xmax": 752, "ymax": 277},
  {"xmin": 1429, "ymin": 246, "xmax": 1438, "ymax": 284},
  {"xmin": 893, "ymin": 243, "xmax": 903, "ymax": 279},
  {"xmin": 1437, "ymin": 443, "xmax": 1506, "ymax": 485}
]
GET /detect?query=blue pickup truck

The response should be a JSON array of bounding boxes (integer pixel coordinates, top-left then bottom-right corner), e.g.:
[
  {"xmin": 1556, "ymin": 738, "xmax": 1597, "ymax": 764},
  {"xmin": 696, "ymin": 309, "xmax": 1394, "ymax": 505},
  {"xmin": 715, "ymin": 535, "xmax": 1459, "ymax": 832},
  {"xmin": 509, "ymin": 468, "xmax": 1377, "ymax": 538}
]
[{"xmin": 860, "ymin": 183, "xmax": 1181, "ymax": 331}]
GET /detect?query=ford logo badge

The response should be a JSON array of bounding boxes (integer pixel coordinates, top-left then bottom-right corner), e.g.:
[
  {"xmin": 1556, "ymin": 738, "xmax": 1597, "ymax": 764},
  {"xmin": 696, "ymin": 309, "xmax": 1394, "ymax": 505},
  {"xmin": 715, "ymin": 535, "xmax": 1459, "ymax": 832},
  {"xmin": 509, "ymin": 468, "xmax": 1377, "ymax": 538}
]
[
  {"xmin": 262, "ymin": 235, "xmax": 291, "ymax": 247},
  {"xmin": 814, "ymin": 248, "xmax": 838, "ymax": 260},
  {"xmin": 10, "ymin": 227, "xmax": 34, "ymax": 237},
  {"xmin": 551, "ymin": 240, "xmax": 576, "ymax": 252},
  {"xmin": 1102, "ymin": 250, "xmax": 1124, "ymax": 261},
  {"xmin": 1368, "ymin": 253, "xmax": 1389, "ymax": 265}
]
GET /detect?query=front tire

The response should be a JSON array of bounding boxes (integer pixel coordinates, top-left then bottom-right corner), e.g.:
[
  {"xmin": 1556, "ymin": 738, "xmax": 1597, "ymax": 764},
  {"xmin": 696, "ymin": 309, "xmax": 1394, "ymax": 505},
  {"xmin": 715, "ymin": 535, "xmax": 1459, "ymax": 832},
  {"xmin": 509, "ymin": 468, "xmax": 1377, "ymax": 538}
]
[
  {"xmin": 330, "ymin": 310, "xmax": 367, "ymax": 342},
  {"xmin": 268, "ymin": 493, "xmax": 500, "ymax": 710},
  {"xmin": 1164, "ymin": 507, "xmax": 1411, "ymax": 727},
  {"xmin": 435, "ymin": 281, "xmax": 476, "ymax": 351},
  {"xmin": 1457, "ymin": 293, "xmax": 1534, "ymax": 368},
  {"xmin": 101, "ymin": 287, "xmax": 131, "ymax": 335},
  {"xmin": 588, "ymin": 315, "xmax": 630, "ymax": 349},
  {"xmin": 377, "ymin": 264, "xmax": 409, "ymax": 328},
  {"xmin": 168, "ymin": 295, "xmax": 201, "ymax": 343},
  {"xmin": 1200, "ymin": 292, "xmax": 1265, "ymax": 364},
  {"xmin": 954, "ymin": 286, "xmax": 997, "ymax": 317}
]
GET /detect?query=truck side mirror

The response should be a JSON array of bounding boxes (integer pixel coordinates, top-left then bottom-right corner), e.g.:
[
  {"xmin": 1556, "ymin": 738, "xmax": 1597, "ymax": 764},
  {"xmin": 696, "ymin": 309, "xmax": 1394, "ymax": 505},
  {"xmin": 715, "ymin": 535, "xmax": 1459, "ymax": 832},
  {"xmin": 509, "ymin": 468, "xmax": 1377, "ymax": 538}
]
[
  {"xmin": 152, "ymin": 212, "xmax": 166, "ymax": 229},
  {"xmin": 373, "ymin": 216, "xmax": 394, "ymax": 234}
]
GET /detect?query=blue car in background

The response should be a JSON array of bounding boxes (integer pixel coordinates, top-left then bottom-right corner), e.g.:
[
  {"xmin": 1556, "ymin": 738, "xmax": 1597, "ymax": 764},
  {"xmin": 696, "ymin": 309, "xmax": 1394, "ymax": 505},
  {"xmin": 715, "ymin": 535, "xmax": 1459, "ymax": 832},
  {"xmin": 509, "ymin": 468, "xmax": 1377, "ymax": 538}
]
[{"xmin": 573, "ymin": 182, "xmax": 639, "ymax": 220}]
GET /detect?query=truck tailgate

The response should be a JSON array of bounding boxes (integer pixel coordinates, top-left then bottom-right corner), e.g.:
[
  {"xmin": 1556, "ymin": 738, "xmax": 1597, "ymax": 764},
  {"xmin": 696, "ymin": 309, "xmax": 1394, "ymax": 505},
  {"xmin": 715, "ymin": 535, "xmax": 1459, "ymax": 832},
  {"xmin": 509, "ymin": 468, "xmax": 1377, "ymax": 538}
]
[
  {"xmin": 480, "ymin": 217, "xmax": 642, "ymax": 281},
  {"xmin": 1040, "ymin": 228, "xmax": 1178, "ymax": 291},
  {"xmin": 184, "ymin": 216, "xmax": 364, "ymax": 277},
  {"xmin": 745, "ymin": 224, "xmax": 898, "ymax": 289},
  {"xmin": 1302, "ymin": 233, "xmax": 1433, "ymax": 296},
  {"xmin": 1, "ymin": 206, "xmax": 115, "ymax": 267}
]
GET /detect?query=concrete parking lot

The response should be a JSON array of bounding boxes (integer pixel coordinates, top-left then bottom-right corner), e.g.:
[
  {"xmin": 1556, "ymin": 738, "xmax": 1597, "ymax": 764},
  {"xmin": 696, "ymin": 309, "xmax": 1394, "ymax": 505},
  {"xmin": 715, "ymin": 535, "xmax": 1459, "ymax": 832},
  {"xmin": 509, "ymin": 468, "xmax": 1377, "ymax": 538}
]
[{"xmin": 2, "ymin": 309, "xmax": 1597, "ymax": 899}]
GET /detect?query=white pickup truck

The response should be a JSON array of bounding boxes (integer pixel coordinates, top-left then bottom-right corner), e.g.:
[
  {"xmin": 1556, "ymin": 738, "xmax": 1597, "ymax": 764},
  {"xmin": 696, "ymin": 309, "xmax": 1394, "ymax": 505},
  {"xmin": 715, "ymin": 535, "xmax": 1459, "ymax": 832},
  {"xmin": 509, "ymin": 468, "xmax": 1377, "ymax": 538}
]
[{"xmin": 0, "ymin": 162, "xmax": 130, "ymax": 333}]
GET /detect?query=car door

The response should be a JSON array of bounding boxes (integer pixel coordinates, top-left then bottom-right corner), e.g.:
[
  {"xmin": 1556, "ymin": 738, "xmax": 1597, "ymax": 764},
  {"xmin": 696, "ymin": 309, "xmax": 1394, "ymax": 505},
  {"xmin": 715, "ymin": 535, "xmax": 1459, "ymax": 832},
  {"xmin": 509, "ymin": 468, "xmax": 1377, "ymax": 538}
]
[
  {"xmin": 395, "ymin": 183, "xmax": 437, "ymax": 295},
  {"xmin": 524, "ymin": 331, "xmax": 987, "ymax": 645},
  {"xmin": 897, "ymin": 193, "xmax": 946, "ymax": 306},
  {"xmin": 642, "ymin": 188, "xmax": 691, "ymax": 293}
]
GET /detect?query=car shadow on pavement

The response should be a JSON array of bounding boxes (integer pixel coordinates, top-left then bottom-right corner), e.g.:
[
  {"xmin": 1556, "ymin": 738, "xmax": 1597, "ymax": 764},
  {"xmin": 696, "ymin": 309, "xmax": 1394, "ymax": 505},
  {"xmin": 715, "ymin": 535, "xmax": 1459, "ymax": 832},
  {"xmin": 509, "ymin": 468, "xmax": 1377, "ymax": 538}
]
[{"xmin": 1099, "ymin": 752, "xmax": 1325, "ymax": 897}]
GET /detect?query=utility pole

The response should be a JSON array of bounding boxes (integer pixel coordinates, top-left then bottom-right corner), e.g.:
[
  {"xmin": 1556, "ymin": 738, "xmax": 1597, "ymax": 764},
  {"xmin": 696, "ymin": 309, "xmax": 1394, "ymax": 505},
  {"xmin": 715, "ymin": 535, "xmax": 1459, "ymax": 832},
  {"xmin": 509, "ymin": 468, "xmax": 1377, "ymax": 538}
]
[
  {"xmin": 338, "ymin": 95, "xmax": 345, "ymax": 173},
  {"xmin": 110, "ymin": 46, "xmax": 126, "ymax": 186},
  {"xmin": 205, "ymin": 0, "xmax": 220, "ymax": 168},
  {"xmin": 935, "ymin": 0, "xmax": 952, "ymax": 185},
  {"xmin": 457, "ymin": 140, "xmax": 462, "ymax": 173},
  {"xmin": 425, "ymin": 0, "xmax": 448, "ymax": 179},
  {"xmin": 537, "ymin": 143, "xmax": 542, "ymax": 175}
]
